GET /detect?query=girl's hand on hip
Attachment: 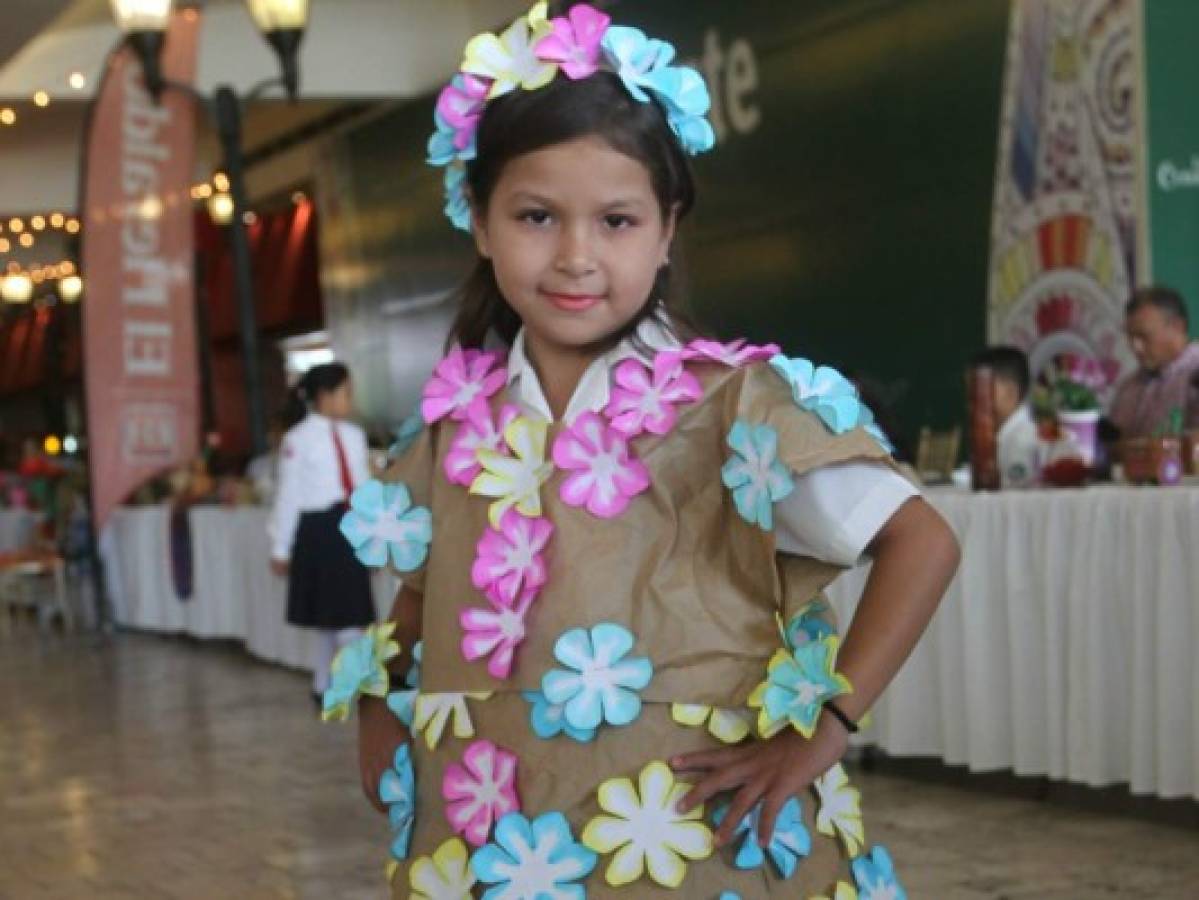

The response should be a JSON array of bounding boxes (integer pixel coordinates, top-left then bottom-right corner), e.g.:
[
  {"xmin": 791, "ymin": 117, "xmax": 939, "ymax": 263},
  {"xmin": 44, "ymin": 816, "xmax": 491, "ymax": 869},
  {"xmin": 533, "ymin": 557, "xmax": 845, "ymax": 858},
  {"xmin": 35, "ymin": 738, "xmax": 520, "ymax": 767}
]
[{"xmin": 670, "ymin": 716, "xmax": 849, "ymax": 848}]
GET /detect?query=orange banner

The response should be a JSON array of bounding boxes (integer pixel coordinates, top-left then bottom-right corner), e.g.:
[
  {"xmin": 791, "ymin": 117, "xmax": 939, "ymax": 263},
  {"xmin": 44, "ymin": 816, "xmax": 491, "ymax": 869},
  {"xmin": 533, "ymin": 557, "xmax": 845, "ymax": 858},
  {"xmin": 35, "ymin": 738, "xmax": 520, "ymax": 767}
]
[{"xmin": 82, "ymin": 12, "xmax": 201, "ymax": 530}]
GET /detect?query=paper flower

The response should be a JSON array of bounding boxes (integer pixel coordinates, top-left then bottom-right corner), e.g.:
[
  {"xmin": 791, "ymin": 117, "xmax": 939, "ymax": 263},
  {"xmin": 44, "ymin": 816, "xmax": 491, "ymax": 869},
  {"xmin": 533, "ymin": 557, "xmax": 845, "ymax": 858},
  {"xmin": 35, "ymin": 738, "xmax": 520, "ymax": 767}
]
[
  {"xmin": 813, "ymin": 884, "xmax": 860, "ymax": 900},
  {"xmin": 784, "ymin": 599, "xmax": 836, "ymax": 650},
  {"xmin": 380, "ymin": 743, "xmax": 416, "ymax": 861},
  {"xmin": 521, "ymin": 690, "xmax": 597, "ymax": 743},
  {"xmin": 581, "ymin": 760, "xmax": 713, "ymax": 887},
  {"xmin": 444, "ymin": 161, "xmax": 472, "ymax": 232},
  {"xmin": 412, "ymin": 690, "xmax": 494, "ymax": 750},
  {"xmin": 428, "ymin": 110, "xmax": 463, "ymax": 167},
  {"xmin": 470, "ymin": 810, "xmax": 597, "ymax": 898},
  {"xmin": 320, "ymin": 622, "xmax": 400, "ymax": 722},
  {"xmin": 471, "ymin": 509, "xmax": 553, "ymax": 607},
  {"xmin": 769, "ymin": 355, "xmax": 866, "ymax": 436},
  {"xmin": 541, "ymin": 623, "xmax": 653, "ymax": 730},
  {"xmin": 749, "ymin": 637, "xmax": 852, "ymax": 740},
  {"xmin": 443, "ymin": 739, "xmax": 521, "ymax": 847},
  {"xmin": 389, "ymin": 412, "xmax": 425, "ymax": 459},
  {"xmin": 462, "ymin": 1, "xmax": 557, "ymax": 99},
  {"xmin": 446, "ymin": 403, "xmax": 520, "ymax": 487},
  {"xmin": 852, "ymin": 846, "xmax": 907, "ymax": 900},
  {"xmin": 712, "ymin": 797, "xmax": 811, "ymax": 878},
  {"xmin": 534, "ymin": 3, "xmax": 610, "ymax": 79},
  {"xmin": 339, "ymin": 480, "xmax": 433, "ymax": 571},
  {"xmin": 600, "ymin": 24, "xmax": 676, "ymax": 103},
  {"xmin": 407, "ymin": 640, "xmax": 423, "ymax": 688},
  {"xmin": 422, "ymin": 347, "xmax": 507, "ymax": 424},
  {"xmin": 605, "ymin": 354, "xmax": 703, "ymax": 437},
  {"xmin": 410, "ymin": 837, "xmax": 478, "ymax": 900},
  {"xmin": 813, "ymin": 763, "xmax": 865, "ymax": 857},
  {"xmin": 681, "ymin": 338, "xmax": 781, "ymax": 368},
  {"xmin": 719, "ymin": 894, "xmax": 742, "ymax": 900},
  {"xmin": 471, "ymin": 416, "xmax": 554, "ymax": 528},
  {"xmin": 670, "ymin": 703, "xmax": 751, "ymax": 744},
  {"xmin": 721, "ymin": 421, "xmax": 795, "ymax": 530},
  {"xmin": 435, "ymin": 72, "xmax": 491, "ymax": 154},
  {"xmin": 388, "ymin": 688, "xmax": 417, "ymax": 727},
  {"xmin": 551, "ymin": 411, "xmax": 650, "ymax": 518},
  {"xmin": 460, "ymin": 591, "xmax": 534, "ymax": 679}
]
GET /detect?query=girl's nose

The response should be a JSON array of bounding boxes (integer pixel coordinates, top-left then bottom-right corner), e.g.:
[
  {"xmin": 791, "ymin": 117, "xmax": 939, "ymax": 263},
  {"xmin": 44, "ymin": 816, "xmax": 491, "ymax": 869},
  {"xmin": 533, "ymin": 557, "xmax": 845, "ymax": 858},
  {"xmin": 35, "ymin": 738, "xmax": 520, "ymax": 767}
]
[{"xmin": 554, "ymin": 225, "xmax": 597, "ymax": 277}]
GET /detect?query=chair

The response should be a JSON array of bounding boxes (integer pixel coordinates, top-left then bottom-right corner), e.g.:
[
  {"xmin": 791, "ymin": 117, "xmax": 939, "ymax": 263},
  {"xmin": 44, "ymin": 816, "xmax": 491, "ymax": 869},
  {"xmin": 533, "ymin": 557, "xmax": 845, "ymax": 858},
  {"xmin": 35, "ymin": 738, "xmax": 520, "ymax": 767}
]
[
  {"xmin": 915, "ymin": 426, "xmax": 961, "ymax": 484},
  {"xmin": 0, "ymin": 550, "xmax": 72, "ymax": 634}
]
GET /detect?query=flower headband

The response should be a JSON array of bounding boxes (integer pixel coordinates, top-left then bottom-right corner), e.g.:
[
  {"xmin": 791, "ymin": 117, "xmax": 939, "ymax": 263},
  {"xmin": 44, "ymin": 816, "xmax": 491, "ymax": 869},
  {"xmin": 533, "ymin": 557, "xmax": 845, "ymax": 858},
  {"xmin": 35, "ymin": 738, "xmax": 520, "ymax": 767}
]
[{"xmin": 427, "ymin": 1, "xmax": 716, "ymax": 231}]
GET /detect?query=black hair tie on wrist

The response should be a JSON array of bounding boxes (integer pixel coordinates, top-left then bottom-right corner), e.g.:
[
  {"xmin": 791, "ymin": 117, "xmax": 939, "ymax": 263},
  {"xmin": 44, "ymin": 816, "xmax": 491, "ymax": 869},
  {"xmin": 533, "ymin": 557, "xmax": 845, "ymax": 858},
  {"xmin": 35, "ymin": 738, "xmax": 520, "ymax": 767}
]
[{"xmin": 823, "ymin": 700, "xmax": 859, "ymax": 734}]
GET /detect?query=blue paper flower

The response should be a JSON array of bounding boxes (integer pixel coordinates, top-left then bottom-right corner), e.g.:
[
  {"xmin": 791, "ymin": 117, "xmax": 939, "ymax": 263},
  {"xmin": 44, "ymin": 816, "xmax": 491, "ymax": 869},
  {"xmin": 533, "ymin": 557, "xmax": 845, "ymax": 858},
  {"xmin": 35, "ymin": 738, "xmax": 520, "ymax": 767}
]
[
  {"xmin": 444, "ymin": 162, "xmax": 472, "ymax": 232},
  {"xmin": 470, "ymin": 810, "xmax": 597, "ymax": 898},
  {"xmin": 601, "ymin": 25, "xmax": 676, "ymax": 101},
  {"xmin": 749, "ymin": 636, "xmax": 852, "ymax": 740},
  {"xmin": 712, "ymin": 797, "xmax": 811, "ymax": 878},
  {"xmin": 769, "ymin": 355, "xmax": 866, "ymax": 436},
  {"xmin": 389, "ymin": 413, "xmax": 425, "ymax": 459},
  {"xmin": 339, "ymin": 479, "xmax": 432, "ymax": 571},
  {"xmin": 784, "ymin": 600, "xmax": 836, "ymax": 650},
  {"xmin": 406, "ymin": 639, "xmax": 423, "ymax": 688},
  {"xmin": 321, "ymin": 623, "xmax": 400, "ymax": 722},
  {"xmin": 852, "ymin": 845, "xmax": 907, "ymax": 900},
  {"xmin": 521, "ymin": 690, "xmax": 598, "ymax": 743},
  {"xmin": 540, "ymin": 623, "xmax": 653, "ymax": 731},
  {"xmin": 721, "ymin": 421, "xmax": 795, "ymax": 531},
  {"xmin": 379, "ymin": 743, "xmax": 416, "ymax": 861},
  {"xmin": 719, "ymin": 894, "xmax": 742, "ymax": 900},
  {"xmin": 387, "ymin": 689, "xmax": 417, "ymax": 727}
]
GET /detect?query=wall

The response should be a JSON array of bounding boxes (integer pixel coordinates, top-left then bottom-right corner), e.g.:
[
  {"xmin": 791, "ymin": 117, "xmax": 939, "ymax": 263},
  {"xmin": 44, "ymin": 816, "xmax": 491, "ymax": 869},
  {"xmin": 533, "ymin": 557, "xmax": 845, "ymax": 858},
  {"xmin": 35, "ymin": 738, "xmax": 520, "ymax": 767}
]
[{"xmin": 318, "ymin": 0, "xmax": 1011, "ymax": 435}]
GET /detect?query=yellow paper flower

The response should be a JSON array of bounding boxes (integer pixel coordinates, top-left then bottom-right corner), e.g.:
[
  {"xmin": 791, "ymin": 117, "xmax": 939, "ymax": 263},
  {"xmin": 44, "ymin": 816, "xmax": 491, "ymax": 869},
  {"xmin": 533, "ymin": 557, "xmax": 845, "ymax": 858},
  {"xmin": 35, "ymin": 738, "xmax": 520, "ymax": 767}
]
[
  {"xmin": 670, "ymin": 703, "xmax": 751, "ymax": 744},
  {"xmin": 412, "ymin": 691, "xmax": 493, "ymax": 750},
  {"xmin": 812, "ymin": 763, "xmax": 865, "ymax": 856},
  {"xmin": 748, "ymin": 636, "xmax": 853, "ymax": 739},
  {"xmin": 582, "ymin": 760, "xmax": 713, "ymax": 887},
  {"xmin": 811, "ymin": 882, "xmax": 859, "ymax": 900},
  {"xmin": 461, "ymin": 1, "xmax": 557, "ymax": 99},
  {"xmin": 320, "ymin": 622, "xmax": 400, "ymax": 722},
  {"xmin": 470, "ymin": 416, "xmax": 553, "ymax": 528},
  {"xmin": 409, "ymin": 837, "xmax": 477, "ymax": 899}
]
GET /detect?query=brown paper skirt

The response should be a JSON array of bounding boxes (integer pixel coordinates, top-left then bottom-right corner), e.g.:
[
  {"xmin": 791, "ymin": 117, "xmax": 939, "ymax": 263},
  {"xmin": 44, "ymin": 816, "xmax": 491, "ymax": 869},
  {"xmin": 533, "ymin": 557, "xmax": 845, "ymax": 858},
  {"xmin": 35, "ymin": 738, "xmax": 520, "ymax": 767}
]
[{"xmin": 392, "ymin": 695, "xmax": 867, "ymax": 898}]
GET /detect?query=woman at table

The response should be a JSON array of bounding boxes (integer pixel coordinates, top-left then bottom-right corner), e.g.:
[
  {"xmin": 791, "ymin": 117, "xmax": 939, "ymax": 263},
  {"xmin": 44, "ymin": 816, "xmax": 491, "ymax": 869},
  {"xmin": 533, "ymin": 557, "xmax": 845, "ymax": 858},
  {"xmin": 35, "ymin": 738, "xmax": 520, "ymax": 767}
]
[{"xmin": 270, "ymin": 362, "xmax": 375, "ymax": 707}]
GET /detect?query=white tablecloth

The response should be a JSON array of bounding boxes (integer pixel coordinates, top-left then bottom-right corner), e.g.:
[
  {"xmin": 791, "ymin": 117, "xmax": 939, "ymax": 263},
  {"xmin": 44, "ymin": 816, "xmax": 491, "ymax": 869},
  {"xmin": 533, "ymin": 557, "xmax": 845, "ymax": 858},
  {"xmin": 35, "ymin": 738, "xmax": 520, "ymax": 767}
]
[
  {"xmin": 103, "ymin": 506, "xmax": 395, "ymax": 673},
  {"xmin": 827, "ymin": 485, "xmax": 1199, "ymax": 801},
  {"xmin": 0, "ymin": 509, "xmax": 39, "ymax": 553}
]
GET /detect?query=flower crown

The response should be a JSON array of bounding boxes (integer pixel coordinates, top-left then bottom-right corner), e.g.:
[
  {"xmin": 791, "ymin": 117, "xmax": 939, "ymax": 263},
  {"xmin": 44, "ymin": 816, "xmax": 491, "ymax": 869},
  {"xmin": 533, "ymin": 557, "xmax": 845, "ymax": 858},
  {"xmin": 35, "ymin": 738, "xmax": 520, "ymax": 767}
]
[{"xmin": 427, "ymin": 1, "xmax": 716, "ymax": 231}]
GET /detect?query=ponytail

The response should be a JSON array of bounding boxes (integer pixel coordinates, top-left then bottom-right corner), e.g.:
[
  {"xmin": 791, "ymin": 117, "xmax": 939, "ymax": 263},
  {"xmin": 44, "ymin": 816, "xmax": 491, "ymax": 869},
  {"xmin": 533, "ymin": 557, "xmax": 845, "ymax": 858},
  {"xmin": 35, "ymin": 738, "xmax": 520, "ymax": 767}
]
[{"xmin": 282, "ymin": 383, "xmax": 309, "ymax": 430}]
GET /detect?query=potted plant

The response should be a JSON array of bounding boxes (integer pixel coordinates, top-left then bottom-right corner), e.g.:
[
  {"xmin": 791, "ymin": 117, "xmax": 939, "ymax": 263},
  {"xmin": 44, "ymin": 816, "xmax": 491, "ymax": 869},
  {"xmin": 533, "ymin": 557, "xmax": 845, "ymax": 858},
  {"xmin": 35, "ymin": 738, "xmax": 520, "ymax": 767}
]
[
  {"xmin": 1122, "ymin": 408, "xmax": 1185, "ymax": 485},
  {"xmin": 1040, "ymin": 356, "xmax": 1102, "ymax": 468}
]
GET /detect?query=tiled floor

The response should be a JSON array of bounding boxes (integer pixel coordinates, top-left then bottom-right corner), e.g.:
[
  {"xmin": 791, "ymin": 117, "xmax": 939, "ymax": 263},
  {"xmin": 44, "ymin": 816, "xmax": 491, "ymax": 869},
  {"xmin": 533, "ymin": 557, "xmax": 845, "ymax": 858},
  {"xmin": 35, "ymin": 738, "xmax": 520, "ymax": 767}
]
[{"xmin": 1, "ymin": 631, "xmax": 1196, "ymax": 899}]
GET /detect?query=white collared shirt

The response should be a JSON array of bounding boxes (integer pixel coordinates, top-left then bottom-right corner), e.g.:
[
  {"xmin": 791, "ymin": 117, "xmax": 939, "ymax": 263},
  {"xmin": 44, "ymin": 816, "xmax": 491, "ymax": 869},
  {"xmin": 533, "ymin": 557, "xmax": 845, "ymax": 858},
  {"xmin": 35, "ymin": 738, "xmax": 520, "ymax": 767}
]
[
  {"xmin": 269, "ymin": 412, "xmax": 370, "ymax": 560},
  {"xmin": 997, "ymin": 403, "xmax": 1040, "ymax": 489},
  {"xmin": 506, "ymin": 322, "xmax": 918, "ymax": 566}
]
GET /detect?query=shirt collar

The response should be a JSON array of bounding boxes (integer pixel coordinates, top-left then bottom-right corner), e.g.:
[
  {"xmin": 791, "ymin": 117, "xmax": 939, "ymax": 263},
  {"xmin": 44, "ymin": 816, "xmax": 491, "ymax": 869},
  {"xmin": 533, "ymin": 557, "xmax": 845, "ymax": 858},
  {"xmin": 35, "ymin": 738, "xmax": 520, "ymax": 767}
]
[
  {"xmin": 506, "ymin": 318, "xmax": 682, "ymax": 423},
  {"xmin": 997, "ymin": 403, "xmax": 1034, "ymax": 444}
]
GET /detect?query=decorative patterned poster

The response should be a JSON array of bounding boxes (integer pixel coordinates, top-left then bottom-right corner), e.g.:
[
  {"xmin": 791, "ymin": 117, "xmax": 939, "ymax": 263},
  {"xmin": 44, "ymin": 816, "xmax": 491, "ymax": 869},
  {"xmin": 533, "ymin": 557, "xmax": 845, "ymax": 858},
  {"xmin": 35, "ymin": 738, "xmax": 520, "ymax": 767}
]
[{"xmin": 987, "ymin": 0, "xmax": 1142, "ymax": 402}]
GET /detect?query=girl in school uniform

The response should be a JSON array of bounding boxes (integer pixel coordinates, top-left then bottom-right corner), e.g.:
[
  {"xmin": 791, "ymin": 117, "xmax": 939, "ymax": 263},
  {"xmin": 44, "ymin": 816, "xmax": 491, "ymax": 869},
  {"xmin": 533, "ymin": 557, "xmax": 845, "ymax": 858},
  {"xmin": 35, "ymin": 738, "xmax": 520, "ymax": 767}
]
[{"xmin": 270, "ymin": 362, "xmax": 376, "ymax": 704}]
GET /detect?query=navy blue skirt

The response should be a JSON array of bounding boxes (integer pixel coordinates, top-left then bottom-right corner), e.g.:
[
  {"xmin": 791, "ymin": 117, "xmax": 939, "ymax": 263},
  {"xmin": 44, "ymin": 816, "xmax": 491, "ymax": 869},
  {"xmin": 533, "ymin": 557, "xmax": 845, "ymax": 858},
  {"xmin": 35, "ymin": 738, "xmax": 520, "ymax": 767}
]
[{"xmin": 286, "ymin": 504, "xmax": 375, "ymax": 629}]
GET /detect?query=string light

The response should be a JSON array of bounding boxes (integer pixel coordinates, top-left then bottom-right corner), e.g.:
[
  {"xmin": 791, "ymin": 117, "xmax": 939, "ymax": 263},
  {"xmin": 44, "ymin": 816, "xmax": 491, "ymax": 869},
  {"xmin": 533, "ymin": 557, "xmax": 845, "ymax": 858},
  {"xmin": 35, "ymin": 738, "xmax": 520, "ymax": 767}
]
[
  {"xmin": 0, "ymin": 239, "xmax": 8, "ymax": 253},
  {"xmin": 18, "ymin": 233, "xmax": 34, "ymax": 248},
  {"xmin": 8, "ymin": 218, "xmax": 23, "ymax": 233},
  {"xmin": 31, "ymin": 215, "xmax": 45, "ymax": 230},
  {"xmin": 0, "ymin": 108, "xmax": 14, "ymax": 126},
  {"xmin": 65, "ymin": 218, "xmax": 81, "ymax": 234},
  {"xmin": 292, "ymin": 191, "xmax": 308, "ymax": 205},
  {"xmin": 212, "ymin": 172, "xmax": 230, "ymax": 192},
  {"xmin": 208, "ymin": 191, "xmax": 235, "ymax": 224},
  {"xmin": 59, "ymin": 275, "xmax": 84, "ymax": 302},
  {"xmin": 33, "ymin": 91, "xmax": 50, "ymax": 107},
  {"xmin": 50, "ymin": 212, "xmax": 64, "ymax": 228},
  {"xmin": 69, "ymin": 72, "xmax": 87, "ymax": 91},
  {"xmin": 1, "ymin": 272, "xmax": 33, "ymax": 303}
]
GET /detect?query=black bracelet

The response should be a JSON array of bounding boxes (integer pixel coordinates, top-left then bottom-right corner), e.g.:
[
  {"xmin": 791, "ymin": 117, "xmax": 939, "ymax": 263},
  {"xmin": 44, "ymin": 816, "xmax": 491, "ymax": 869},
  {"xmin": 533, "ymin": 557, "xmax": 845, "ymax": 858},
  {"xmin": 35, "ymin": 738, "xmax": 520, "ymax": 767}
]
[{"xmin": 822, "ymin": 700, "xmax": 859, "ymax": 734}]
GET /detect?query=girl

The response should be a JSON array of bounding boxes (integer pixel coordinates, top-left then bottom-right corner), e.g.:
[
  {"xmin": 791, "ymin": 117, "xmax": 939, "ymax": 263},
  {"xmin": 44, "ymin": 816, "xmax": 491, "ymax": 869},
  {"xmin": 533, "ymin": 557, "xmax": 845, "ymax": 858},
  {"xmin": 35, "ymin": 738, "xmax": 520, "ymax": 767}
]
[
  {"xmin": 270, "ymin": 362, "xmax": 375, "ymax": 705},
  {"xmin": 341, "ymin": 4, "xmax": 958, "ymax": 896}
]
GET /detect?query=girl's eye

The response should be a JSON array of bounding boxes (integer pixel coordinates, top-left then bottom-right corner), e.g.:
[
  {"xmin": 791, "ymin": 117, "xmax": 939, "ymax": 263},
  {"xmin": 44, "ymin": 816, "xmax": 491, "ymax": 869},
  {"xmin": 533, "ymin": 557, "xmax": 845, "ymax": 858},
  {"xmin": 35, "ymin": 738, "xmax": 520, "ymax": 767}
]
[
  {"xmin": 603, "ymin": 214, "xmax": 635, "ymax": 230},
  {"xmin": 518, "ymin": 209, "xmax": 552, "ymax": 226}
]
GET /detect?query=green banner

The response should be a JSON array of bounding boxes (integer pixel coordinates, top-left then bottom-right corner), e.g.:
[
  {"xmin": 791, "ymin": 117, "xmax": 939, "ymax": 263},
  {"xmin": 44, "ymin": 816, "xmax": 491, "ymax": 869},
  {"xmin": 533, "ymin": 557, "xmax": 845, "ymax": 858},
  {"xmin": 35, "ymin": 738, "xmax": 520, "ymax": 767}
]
[{"xmin": 1144, "ymin": 0, "xmax": 1199, "ymax": 330}]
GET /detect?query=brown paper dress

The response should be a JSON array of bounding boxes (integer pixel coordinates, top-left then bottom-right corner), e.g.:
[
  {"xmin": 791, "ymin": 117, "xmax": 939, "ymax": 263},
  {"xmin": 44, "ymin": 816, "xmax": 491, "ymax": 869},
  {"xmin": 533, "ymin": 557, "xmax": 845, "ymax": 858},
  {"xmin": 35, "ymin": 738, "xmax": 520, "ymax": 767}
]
[{"xmin": 384, "ymin": 357, "xmax": 896, "ymax": 899}]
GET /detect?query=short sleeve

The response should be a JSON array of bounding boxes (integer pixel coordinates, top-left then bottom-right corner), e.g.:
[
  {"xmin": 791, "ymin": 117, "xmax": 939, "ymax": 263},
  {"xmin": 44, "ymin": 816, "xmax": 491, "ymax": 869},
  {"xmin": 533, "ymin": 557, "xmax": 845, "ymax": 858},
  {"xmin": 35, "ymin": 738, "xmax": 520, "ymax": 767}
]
[
  {"xmin": 380, "ymin": 421, "xmax": 436, "ymax": 594},
  {"xmin": 774, "ymin": 462, "xmax": 919, "ymax": 566}
]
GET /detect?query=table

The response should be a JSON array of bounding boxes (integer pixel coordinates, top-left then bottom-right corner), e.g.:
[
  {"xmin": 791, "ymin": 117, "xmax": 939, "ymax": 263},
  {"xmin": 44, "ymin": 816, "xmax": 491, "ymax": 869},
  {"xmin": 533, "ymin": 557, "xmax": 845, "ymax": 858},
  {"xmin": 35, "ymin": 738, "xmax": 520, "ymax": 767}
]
[
  {"xmin": 0, "ymin": 509, "xmax": 39, "ymax": 554},
  {"xmin": 103, "ymin": 505, "xmax": 396, "ymax": 673},
  {"xmin": 827, "ymin": 485, "xmax": 1199, "ymax": 801}
]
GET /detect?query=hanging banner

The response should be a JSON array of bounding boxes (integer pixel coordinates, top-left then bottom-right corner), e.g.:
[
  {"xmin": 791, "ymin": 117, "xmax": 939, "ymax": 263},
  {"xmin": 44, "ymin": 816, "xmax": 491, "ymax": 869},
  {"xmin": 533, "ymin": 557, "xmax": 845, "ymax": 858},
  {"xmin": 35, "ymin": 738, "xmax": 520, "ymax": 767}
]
[
  {"xmin": 81, "ymin": 11, "xmax": 201, "ymax": 530},
  {"xmin": 1142, "ymin": 0, "xmax": 1199, "ymax": 327},
  {"xmin": 986, "ymin": 0, "xmax": 1143, "ymax": 400}
]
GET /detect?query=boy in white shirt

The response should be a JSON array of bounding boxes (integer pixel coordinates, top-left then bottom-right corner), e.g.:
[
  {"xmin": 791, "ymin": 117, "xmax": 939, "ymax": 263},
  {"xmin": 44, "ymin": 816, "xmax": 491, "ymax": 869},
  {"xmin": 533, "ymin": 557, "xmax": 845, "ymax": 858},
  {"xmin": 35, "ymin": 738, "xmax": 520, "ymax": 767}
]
[{"xmin": 972, "ymin": 346, "xmax": 1041, "ymax": 488}]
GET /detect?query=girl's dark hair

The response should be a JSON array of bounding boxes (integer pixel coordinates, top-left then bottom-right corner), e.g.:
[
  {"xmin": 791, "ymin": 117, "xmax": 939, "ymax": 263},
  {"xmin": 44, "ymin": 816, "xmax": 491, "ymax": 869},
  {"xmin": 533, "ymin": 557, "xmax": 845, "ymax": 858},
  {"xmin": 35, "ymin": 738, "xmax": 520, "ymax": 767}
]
[
  {"xmin": 447, "ymin": 71, "xmax": 700, "ymax": 350},
  {"xmin": 283, "ymin": 362, "xmax": 350, "ymax": 428}
]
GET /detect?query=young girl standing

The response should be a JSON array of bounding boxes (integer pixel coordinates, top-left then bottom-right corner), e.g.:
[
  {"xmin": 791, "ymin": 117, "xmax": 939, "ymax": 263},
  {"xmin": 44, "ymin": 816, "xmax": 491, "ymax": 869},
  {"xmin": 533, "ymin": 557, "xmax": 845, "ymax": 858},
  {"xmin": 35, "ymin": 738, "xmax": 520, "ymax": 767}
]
[
  {"xmin": 270, "ymin": 362, "xmax": 375, "ymax": 704},
  {"xmin": 332, "ymin": 5, "xmax": 959, "ymax": 896}
]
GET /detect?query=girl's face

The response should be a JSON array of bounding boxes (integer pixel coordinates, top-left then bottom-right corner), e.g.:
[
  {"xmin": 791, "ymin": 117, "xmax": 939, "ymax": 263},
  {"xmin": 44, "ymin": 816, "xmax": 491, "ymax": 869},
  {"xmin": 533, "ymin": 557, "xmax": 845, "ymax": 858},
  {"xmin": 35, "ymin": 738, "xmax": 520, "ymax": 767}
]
[
  {"xmin": 316, "ymin": 379, "xmax": 353, "ymax": 420},
  {"xmin": 473, "ymin": 135, "xmax": 675, "ymax": 358}
]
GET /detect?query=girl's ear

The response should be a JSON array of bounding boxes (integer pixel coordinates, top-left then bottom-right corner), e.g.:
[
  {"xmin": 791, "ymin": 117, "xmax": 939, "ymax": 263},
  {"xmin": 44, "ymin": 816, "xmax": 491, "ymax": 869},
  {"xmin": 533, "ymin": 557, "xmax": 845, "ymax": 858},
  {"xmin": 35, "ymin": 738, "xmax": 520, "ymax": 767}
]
[{"xmin": 659, "ymin": 203, "xmax": 680, "ymax": 266}]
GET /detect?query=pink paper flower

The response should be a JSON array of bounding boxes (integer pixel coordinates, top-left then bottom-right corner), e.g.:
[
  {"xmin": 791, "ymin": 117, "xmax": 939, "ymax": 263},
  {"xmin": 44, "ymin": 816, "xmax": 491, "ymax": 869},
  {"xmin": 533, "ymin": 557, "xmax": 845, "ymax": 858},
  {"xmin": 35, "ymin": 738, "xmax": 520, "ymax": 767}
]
[
  {"xmin": 605, "ymin": 353, "xmax": 703, "ymax": 437},
  {"xmin": 442, "ymin": 739, "xmax": 520, "ymax": 847},
  {"xmin": 435, "ymin": 73, "xmax": 492, "ymax": 152},
  {"xmin": 421, "ymin": 348, "xmax": 507, "ymax": 424},
  {"xmin": 471, "ymin": 508, "xmax": 554, "ymax": 606},
  {"xmin": 681, "ymin": 338, "xmax": 781, "ymax": 368},
  {"xmin": 535, "ymin": 4, "xmax": 611, "ymax": 79},
  {"xmin": 460, "ymin": 590, "xmax": 534, "ymax": 679},
  {"xmin": 445, "ymin": 403, "xmax": 520, "ymax": 487},
  {"xmin": 552, "ymin": 411, "xmax": 650, "ymax": 518}
]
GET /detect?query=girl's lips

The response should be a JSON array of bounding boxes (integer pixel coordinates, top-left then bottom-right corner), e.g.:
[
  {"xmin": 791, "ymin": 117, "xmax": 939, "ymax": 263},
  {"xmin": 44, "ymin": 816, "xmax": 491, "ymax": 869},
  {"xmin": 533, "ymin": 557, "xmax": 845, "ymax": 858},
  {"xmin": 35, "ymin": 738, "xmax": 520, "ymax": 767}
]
[{"xmin": 541, "ymin": 290, "xmax": 603, "ymax": 312}]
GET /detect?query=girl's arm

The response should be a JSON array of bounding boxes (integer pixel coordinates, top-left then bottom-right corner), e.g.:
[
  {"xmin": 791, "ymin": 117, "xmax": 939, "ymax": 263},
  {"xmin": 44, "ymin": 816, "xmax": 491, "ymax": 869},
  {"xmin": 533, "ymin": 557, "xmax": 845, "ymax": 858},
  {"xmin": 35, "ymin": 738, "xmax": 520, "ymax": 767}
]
[
  {"xmin": 672, "ymin": 496, "xmax": 959, "ymax": 846},
  {"xmin": 358, "ymin": 582, "xmax": 423, "ymax": 812},
  {"xmin": 267, "ymin": 434, "xmax": 302, "ymax": 570}
]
